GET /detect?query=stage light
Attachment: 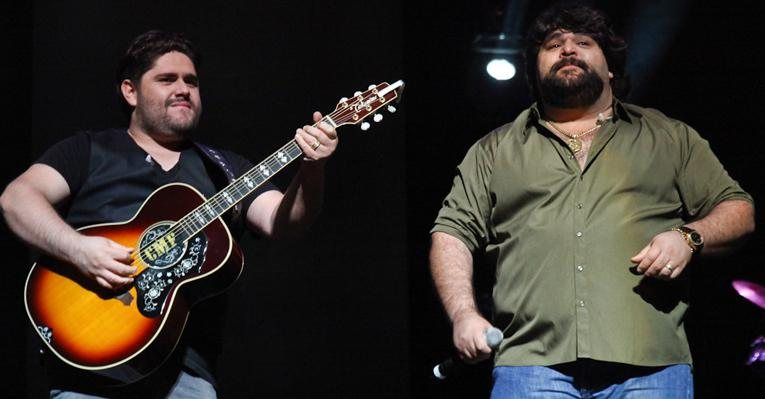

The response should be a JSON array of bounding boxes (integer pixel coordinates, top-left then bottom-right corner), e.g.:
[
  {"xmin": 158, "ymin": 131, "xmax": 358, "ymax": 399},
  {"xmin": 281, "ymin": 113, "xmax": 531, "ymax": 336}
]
[
  {"xmin": 472, "ymin": 0, "xmax": 528, "ymax": 82},
  {"xmin": 473, "ymin": 33, "xmax": 521, "ymax": 82},
  {"xmin": 486, "ymin": 58, "xmax": 516, "ymax": 80}
]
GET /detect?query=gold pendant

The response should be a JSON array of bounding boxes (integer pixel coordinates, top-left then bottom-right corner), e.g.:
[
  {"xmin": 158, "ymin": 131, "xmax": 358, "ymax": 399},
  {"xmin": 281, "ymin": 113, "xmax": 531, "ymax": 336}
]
[{"xmin": 567, "ymin": 138, "xmax": 582, "ymax": 153}]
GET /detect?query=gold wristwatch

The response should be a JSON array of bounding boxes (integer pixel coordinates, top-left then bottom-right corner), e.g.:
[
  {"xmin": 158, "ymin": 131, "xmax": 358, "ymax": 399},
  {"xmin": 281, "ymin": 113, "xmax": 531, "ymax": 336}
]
[{"xmin": 671, "ymin": 226, "xmax": 704, "ymax": 253}]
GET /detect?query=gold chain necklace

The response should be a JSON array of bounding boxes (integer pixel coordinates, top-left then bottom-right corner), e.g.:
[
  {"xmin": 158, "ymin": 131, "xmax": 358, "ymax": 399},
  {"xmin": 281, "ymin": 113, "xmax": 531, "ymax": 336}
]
[{"xmin": 543, "ymin": 112, "xmax": 613, "ymax": 153}]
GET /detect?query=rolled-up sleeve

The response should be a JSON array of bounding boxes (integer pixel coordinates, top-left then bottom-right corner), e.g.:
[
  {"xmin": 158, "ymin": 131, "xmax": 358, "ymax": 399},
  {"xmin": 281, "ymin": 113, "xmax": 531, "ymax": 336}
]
[
  {"xmin": 676, "ymin": 122, "xmax": 753, "ymax": 219},
  {"xmin": 431, "ymin": 134, "xmax": 498, "ymax": 252}
]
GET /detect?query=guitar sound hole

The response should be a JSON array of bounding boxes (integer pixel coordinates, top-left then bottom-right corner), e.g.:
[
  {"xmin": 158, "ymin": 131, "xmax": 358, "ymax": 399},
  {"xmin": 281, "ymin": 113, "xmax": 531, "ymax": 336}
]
[{"xmin": 137, "ymin": 223, "xmax": 187, "ymax": 270}]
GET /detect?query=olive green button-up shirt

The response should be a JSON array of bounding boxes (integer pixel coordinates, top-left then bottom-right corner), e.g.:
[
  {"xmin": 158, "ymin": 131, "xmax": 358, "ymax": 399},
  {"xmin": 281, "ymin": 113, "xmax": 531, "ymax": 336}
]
[{"xmin": 432, "ymin": 101, "xmax": 753, "ymax": 367}]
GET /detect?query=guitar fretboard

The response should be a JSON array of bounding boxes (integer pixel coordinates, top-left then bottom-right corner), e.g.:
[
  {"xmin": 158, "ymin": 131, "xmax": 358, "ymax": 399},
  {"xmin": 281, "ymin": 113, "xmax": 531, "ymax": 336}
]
[
  {"xmin": 134, "ymin": 80, "xmax": 403, "ymax": 262},
  {"xmin": 172, "ymin": 135, "xmax": 307, "ymax": 243}
]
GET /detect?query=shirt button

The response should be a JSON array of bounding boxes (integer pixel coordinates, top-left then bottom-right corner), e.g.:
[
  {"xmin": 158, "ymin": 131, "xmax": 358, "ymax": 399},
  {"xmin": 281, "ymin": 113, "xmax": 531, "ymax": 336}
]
[
  {"xmin": 578, "ymin": 300, "xmax": 585, "ymax": 307},
  {"xmin": 577, "ymin": 265, "xmax": 584, "ymax": 272},
  {"xmin": 576, "ymin": 203, "xmax": 583, "ymax": 209},
  {"xmin": 576, "ymin": 231, "xmax": 583, "ymax": 237}
]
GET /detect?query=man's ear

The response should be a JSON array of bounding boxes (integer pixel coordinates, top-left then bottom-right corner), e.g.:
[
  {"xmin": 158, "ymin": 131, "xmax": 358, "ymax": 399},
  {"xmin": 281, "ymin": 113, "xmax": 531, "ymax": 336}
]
[{"xmin": 121, "ymin": 79, "xmax": 138, "ymax": 107}]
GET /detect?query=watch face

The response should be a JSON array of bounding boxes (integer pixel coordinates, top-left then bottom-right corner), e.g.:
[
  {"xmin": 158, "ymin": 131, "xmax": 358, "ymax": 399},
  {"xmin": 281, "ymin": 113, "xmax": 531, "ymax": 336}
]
[{"xmin": 689, "ymin": 231, "xmax": 703, "ymax": 245}]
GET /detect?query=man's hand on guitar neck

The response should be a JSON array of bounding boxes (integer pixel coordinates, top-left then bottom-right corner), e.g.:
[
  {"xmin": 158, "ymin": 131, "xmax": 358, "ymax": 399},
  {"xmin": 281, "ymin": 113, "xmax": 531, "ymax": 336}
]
[{"xmin": 295, "ymin": 111, "xmax": 338, "ymax": 163}]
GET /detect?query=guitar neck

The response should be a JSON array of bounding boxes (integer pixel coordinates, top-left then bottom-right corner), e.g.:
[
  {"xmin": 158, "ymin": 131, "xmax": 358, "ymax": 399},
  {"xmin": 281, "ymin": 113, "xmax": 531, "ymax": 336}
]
[
  {"xmin": 154, "ymin": 80, "xmax": 403, "ymax": 245},
  {"xmin": 172, "ymin": 125, "xmax": 320, "ymax": 242}
]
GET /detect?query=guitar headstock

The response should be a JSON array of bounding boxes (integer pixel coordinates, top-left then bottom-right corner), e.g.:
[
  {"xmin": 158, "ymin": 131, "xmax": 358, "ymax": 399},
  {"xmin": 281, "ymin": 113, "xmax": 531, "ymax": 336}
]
[{"xmin": 328, "ymin": 80, "xmax": 404, "ymax": 131}]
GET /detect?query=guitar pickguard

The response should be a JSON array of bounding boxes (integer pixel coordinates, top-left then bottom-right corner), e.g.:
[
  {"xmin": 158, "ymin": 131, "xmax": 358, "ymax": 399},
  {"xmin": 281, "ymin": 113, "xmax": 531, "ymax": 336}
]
[{"xmin": 135, "ymin": 230, "xmax": 207, "ymax": 318}]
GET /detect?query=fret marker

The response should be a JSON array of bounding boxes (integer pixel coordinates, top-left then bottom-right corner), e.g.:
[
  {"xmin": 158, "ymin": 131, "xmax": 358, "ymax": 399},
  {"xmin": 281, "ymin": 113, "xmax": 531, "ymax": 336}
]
[
  {"xmin": 277, "ymin": 151, "xmax": 288, "ymax": 163},
  {"xmin": 259, "ymin": 165, "xmax": 271, "ymax": 176},
  {"xmin": 223, "ymin": 192, "xmax": 234, "ymax": 203},
  {"xmin": 243, "ymin": 176, "xmax": 254, "ymax": 188}
]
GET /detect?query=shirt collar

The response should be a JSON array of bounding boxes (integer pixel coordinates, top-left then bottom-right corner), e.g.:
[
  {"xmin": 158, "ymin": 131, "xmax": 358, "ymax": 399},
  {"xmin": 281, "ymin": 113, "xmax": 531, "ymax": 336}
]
[{"xmin": 526, "ymin": 98, "xmax": 635, "ymax": 130}]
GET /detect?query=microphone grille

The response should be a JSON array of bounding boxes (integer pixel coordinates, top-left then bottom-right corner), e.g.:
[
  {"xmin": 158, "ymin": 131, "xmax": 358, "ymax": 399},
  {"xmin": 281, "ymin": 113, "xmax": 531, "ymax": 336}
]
[{"xmin": 485, "ymin": 327, "xmax": 503, "ymax": 350}]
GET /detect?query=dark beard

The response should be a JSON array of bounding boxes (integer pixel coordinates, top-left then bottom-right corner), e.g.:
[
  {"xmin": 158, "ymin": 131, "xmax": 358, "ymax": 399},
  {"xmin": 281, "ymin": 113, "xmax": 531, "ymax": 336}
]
[
  {"xmin": 136, "ymin": 103, "xmax": 200, "ymax": 139},
  {"xmin": 538, "ymin": 58, "xmax": 604, "ymax": 108}
]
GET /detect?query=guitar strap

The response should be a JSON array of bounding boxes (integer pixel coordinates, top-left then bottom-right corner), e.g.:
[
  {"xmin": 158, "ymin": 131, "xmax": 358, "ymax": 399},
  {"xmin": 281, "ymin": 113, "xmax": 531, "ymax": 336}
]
[{"xmin": 193, "ymin": 142, "xmax": 243, "ymax": 224}]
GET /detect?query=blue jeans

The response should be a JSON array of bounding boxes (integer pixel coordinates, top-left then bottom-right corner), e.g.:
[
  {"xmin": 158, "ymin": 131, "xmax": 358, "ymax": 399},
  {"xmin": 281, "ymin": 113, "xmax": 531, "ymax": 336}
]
[
  {"xmin": 50, "ymin": 370, "xmax": 216, "ymax": 399},
  {"xmin": 491, "ymin": 360, "xmax": 693, "ymax": 398}
]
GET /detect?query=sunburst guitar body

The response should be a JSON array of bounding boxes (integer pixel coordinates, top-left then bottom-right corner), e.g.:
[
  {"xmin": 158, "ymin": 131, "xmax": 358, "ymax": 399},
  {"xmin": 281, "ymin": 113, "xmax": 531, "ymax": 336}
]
[{"xmin": 25, "ymin": 183, "xmax": 243, "ymax": 383}]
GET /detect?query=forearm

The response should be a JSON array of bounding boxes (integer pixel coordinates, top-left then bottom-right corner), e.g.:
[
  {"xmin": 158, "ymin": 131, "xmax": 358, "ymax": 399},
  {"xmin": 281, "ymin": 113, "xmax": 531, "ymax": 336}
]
[
  {"xmin": 270, "ymin": 160, "xmax": 326, "ymax": 238},
  {"xmin": 1, "ymin": 182, "xmax": 80, "ymax": 262},
  {"xmin": 430, "ymin": 232, "xmax": 480, "ymax": 323},
  {"xmin": 686, "ymin": 199, "xmax": 755, "ymax": 256}
]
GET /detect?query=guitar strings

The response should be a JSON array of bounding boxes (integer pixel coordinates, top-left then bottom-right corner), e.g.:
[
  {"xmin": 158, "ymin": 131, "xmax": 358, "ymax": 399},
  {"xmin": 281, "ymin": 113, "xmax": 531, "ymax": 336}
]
[
  {"xmin": 167, "ymin": 94, "xmax": 381, "ymax": 235},
  {"xmin": 133, "ymin": 88, "xmax": 395, "ymax": 265},
  {"xmin": 139, "ymin": 93, "xmax": 384, "ymax": 260}
]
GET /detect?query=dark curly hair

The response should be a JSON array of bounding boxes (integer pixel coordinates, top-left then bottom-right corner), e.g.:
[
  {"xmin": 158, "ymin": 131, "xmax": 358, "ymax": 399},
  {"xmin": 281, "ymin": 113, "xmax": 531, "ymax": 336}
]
[
  {"xmin": 524, "ymin": 2, "xmax": 630, "ymax": 101},
  {"xmin": 115, "ymin": 30, "xmax": 201, "ymax": 117}
]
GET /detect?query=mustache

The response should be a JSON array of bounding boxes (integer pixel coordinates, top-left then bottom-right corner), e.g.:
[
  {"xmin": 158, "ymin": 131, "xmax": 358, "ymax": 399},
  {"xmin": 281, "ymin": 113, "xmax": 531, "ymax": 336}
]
[
  {"xmin": 166, "ymin": 97, "xmax": 192, "ymax": 107},
  {"xmin": 550, "ymin": 58, "xmax": 590, "ymax": 74}
]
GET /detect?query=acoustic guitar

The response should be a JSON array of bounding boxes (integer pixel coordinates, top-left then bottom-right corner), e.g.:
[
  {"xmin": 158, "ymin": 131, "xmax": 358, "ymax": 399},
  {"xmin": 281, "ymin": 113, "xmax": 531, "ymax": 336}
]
[{"xmin": 24, "ymin": 80, "xmax": 404, "ymax": 384}]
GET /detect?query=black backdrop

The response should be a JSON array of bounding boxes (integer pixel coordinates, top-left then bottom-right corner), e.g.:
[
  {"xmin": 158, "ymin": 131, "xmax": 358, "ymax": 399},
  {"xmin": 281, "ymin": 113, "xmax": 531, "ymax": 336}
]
[{"xmin": 2, "ymin": 1, "xmax": 764, "ymax": 398}]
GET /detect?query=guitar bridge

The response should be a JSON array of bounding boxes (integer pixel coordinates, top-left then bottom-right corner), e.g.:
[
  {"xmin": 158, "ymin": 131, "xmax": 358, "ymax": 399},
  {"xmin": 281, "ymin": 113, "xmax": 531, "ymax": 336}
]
[{"xmin": 115, "ymin": 291, "xmax": 134, "ymax": 306}]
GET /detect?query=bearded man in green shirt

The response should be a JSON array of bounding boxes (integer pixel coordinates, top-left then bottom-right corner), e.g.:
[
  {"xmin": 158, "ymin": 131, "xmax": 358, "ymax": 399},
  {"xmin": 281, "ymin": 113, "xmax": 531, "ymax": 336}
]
[{"xmin": 430, "ymin": 3, "xmax": 755, "ymax": 398}]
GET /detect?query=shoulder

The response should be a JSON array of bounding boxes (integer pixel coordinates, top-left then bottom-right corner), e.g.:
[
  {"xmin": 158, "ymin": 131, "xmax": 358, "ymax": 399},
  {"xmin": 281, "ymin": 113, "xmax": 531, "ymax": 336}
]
[
  {"xmin": 87, "ymin": 128, "xmax": 134, "ymax": 147},
  {"xmin": 473, "ymin": 108, "xmax": 534, "ymax": 153},
  {"xmin": 621, "ymin": 102, "xmax": 699, "ymax": 143},
  {"xmin": 47, "ymin": 128, "xmax": 130, "ymax": 153},
  {"xmin": 37, "ymin": 130, "xmax": 99, "ymax": 161},
  {"xmin": 622, "ymin": 103, "xmax": 692, "ymax": 131},
  {"xmin": 34, "ymin": 128, "xmax": 126, "ymax": 193}
]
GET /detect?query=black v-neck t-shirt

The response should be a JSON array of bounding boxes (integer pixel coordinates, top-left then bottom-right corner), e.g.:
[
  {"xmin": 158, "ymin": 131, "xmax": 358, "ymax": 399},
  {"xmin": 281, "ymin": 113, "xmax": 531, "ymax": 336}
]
[{"xmin": 36, "ymin": 128, "xmax": 278, "ymax": 390}]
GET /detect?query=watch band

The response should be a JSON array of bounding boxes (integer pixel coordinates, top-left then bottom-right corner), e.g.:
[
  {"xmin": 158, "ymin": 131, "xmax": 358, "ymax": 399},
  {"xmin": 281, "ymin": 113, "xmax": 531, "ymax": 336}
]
[{"xmin": 671, "ymin": 226, "xmax": 703, "ymax": 253}]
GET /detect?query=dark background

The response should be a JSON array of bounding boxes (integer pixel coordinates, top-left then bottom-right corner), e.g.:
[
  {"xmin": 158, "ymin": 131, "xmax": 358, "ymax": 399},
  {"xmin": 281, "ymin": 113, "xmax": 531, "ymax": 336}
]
[{"xmin": 2, "ymin": 1, "xmax": 763, "ymax": 398}]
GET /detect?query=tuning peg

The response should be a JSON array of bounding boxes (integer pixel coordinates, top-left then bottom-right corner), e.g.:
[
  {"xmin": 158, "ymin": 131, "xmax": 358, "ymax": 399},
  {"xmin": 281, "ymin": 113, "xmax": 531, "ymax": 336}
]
[
  {"xmin": 339, "ymin": 97, "xmax": 348, "ymax": 102},
  {"xmin": 354, "ymin": 91, "xmax": 362, "ymax": 96},
  {"xmin": 368, "ymin": 84, "xmax": 376, "ymax": 90},
  {"xmin": 373, "ymin": 113, "xmax": 383, "ymax": 122},
  {"xmin": 360, "ymin": 122, "xmax": 371, "ymax": 131},
  {"xmin": 387, "ymin": 105, "xmax": 397, "ymax": 113}
]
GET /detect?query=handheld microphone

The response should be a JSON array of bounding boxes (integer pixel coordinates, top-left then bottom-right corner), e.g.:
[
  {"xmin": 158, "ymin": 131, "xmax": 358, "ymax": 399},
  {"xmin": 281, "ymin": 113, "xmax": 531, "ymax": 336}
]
[{"xmin": 432, "ymin": 326, "xmax": 503, "ymax": 380}]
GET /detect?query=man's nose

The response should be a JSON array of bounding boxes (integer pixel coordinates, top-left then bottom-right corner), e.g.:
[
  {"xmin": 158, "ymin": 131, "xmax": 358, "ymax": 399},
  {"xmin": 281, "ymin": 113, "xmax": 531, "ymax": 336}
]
[
  {"xmin": 172, "ymin": 80, "xmax": 190, "ymax": 96},
  {"xmin": 561, "ymin": 40, "xmax": 577, "ymax": 56}
]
